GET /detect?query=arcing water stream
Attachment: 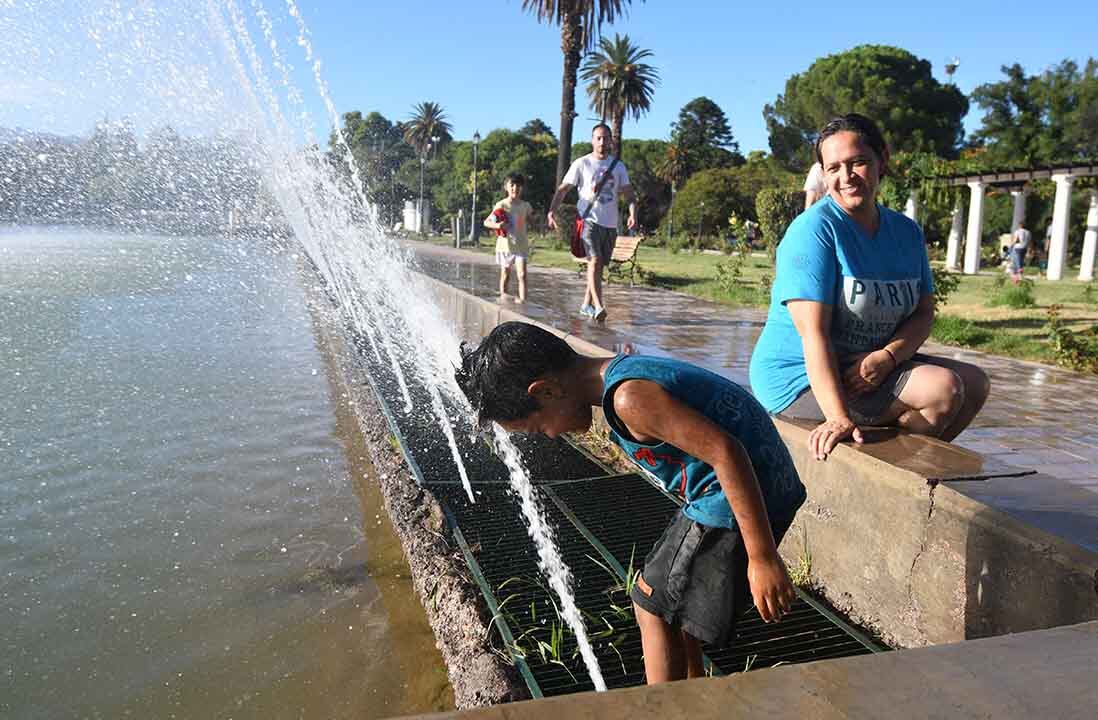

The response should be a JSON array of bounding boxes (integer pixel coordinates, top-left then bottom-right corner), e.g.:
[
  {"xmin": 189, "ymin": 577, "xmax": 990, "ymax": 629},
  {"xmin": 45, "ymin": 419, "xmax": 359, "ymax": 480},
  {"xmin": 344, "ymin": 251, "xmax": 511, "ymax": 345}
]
[{"xmin": 2, "ymin": 0, "xmax": 606, "ymax": 693}]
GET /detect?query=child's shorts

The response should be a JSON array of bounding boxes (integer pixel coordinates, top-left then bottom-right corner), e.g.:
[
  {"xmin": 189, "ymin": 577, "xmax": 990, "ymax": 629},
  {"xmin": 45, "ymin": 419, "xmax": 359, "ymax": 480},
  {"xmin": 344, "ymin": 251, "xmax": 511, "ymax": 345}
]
[
  {"xmin": 630, "ymin": 509, "xmax": 796, "ymax": 647},
  {"xmin": 495, "ymin": 251, "xmax": 527, "ymax": 269}
]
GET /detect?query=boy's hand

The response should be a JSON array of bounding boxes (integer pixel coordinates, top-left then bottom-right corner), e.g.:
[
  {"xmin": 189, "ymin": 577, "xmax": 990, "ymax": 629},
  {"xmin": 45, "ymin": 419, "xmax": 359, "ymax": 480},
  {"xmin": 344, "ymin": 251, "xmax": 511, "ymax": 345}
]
[
  {"xmin": 747, "ymin": 551, "xmax": 796, "ymax": 623},
  {"xmin": 547, "ymin": 211, "xmax": 558, "ymax": 230}
]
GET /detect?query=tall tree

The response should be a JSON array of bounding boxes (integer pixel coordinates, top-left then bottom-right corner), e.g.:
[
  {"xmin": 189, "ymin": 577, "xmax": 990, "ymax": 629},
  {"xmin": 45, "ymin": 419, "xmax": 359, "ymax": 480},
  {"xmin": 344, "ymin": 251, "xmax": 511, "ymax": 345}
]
[
  {"xmin": 972, "ymin": 58, "xmax": 1098, "ymax": 165},
  {"xmin": 521, "ymin": 0, "xmax": 637, "ymax": 184},
  {"xmin": 579, "ymin": 33, "xmax": 659, "ymax": 151},
  {"xmin": 519, "ymin": 118, "xmax": 557, "ymax": 141},
  {"xmin": 403, "ymin": 101, "xmax": 452, "ymax": 157},
  {"xmin": 669, "ymin": 96, "xmax": 742, "ymax": 178},
  {"xmin": 764, "ymin": 45, "xmax": 968, "ymax": 169}
]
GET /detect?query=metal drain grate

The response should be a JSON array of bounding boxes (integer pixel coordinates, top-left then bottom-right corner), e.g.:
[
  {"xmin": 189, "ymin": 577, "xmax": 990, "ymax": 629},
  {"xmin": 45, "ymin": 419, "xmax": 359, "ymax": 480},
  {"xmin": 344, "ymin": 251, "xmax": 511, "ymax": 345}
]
[{"xmin": 333, "ymin": 300, "xmax": 886, "ymax": 699}]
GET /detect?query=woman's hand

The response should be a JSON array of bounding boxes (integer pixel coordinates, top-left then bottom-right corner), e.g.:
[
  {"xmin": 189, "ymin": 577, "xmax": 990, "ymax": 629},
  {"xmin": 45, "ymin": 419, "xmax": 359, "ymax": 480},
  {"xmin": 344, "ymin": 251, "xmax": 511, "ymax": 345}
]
[
  {"xmin": 809, "ymin": 416, "xmax": 864, "ymax": 460},
  {"xmin": 747, "ymin": 551, "xmax": 797, "ymax": 623},
  {"xmin": 842, "ymin": 349, "xmax": 896, "ymax": 395}
]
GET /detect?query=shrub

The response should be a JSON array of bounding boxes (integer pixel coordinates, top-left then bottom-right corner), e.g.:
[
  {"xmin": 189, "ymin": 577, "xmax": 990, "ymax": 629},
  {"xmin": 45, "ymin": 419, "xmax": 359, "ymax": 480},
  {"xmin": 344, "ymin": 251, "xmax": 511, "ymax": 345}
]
[
  {"xmin": 756, "ymin": 188, "xmax": 803, "ymax": 261},
  {"xmin": 985, "ymin": 275, "xmax": 1036, "ymax": 308},
  {"xmin": 1046, "ymin": 305, "xmax": 1098, "ymax": 373},
  {"xmin": 930, "ymin": 265, "xmax": 961, "ymax": 313},
  {"xmin": 931, "ymin": 314, "xmax": 993, "ymax": 347},
  {"xmin": 667, "ymin": 232, "xmax": 690, "ymax": 255},
  {"xmin": 1081, "ymin": 281, "xmax": 1098, "ymax": 307}
]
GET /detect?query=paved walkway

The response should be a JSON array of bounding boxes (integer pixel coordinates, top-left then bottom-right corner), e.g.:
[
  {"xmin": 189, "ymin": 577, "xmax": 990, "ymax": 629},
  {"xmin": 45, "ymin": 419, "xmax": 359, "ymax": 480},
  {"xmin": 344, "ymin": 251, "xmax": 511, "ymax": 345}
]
[{"xmin": 413, "ymin": 242, "xmax": 1098, "ymax": 496}]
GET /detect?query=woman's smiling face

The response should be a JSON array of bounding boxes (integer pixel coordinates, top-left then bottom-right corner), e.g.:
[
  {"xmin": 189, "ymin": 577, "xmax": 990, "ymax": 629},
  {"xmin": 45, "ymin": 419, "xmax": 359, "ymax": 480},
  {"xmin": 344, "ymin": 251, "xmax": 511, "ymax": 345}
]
[{"xmin": 819, "ymin": 130, "xmax": 887, "ymax": 217}]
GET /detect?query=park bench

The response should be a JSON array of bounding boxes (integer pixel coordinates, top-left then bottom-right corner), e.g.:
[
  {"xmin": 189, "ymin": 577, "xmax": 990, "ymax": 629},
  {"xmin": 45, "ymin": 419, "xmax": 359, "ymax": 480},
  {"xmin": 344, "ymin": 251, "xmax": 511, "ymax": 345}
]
[{"xmin": 575, "ymin": 235, "xmax": 643, "ymax": 286}]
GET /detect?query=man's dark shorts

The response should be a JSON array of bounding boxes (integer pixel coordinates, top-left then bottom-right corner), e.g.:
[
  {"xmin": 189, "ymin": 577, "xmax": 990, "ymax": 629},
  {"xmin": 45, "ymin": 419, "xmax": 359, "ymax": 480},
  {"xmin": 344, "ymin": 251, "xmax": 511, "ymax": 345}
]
[
  {"xmin": 582, "ymin": 222, "xmax": 616, "ymax": 264},
  {"xmin": 630, "ymin": 509, "xmax": 797, "ymax": 647}
]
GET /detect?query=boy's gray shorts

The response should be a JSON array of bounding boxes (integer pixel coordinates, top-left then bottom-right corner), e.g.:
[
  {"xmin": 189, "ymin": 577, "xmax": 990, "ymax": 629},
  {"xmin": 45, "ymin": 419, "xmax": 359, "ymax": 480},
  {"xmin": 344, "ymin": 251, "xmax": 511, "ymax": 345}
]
[
  {"xmin": 630, "ymin": 509, "xmax": 796, "ymax": 647},
  {"xmin": 582, "ymin": 222, "xmax": 616, "ymax": 264}
]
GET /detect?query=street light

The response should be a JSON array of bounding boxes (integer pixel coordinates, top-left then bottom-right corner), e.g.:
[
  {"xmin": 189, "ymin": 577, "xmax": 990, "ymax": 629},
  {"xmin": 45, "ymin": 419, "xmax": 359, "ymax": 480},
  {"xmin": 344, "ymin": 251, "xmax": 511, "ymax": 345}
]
[
  {"xmin": 945, "ymin": 57, "xmax": 960, "ymax": 85},
  {"xmin": 419, "ymin": 141, "xmax": 431, "ymax": 235},
  {"xmin": 598, "ymin": 72, "xmax": 612, "ymax": 124},
  {"xmin": 697, "ymin": 200, "xmax": 705, "ymax": 249},
  {"xmin": 468, "ymin": 130, "xmax": 480, "ymax": 248}
]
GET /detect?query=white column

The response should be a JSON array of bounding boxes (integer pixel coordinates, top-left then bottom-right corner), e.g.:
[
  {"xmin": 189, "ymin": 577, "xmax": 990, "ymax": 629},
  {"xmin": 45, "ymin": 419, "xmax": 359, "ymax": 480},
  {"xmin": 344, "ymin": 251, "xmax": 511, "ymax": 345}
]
[
  {"xmin": 946, "ymin": 202, "xmax": 964, "ymax": 270},
  {"xmin": 1010, "ymin": 189, "xmax": 1027, "ymax": 231},
  {"xmin": 903, "ymin": 192, "xmax": 919, "ymax": 224},
  {"xmin": 1047, "ymin": 173, "xmax": 1074, "ymax": 281},
  {"xmin": 963, "ymin": 181, "xmax": 986, "ymax": 274},
  {"xmin": 1080, "ymin": 191, "xmax": 1098, "ymax": 282}
]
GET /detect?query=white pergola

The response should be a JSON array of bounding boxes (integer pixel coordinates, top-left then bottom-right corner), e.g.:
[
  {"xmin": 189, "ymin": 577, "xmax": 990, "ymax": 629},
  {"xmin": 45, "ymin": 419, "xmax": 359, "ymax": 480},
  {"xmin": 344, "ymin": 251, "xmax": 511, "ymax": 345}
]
[{"xmin": 937, "ymin": 163, "xmax": 1098, "ymax": 281}]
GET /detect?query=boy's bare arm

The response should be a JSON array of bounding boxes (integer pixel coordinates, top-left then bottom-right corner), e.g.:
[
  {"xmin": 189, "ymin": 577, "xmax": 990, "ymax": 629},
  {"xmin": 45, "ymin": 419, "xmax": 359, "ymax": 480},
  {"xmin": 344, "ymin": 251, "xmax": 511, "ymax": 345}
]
[{"xmin": 613, "ymin": 379, "xmax": 796, "ymax": 622}]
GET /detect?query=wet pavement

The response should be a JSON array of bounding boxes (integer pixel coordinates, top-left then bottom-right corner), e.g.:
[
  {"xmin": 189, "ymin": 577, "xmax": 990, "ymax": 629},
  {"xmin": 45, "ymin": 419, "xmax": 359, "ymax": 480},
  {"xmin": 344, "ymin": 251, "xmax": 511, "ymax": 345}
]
[{"xmin": 411, "ymin": 242, "xmax": 1098, "ymax": 500}]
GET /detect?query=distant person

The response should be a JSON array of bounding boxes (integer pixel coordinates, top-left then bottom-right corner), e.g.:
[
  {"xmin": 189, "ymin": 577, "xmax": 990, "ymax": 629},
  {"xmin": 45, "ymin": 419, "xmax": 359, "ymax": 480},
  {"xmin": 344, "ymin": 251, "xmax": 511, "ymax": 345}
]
[
  {"xmin": 457, "ymin": 321, "xmax": 805, "ymax": 685},
  {"xmin": 803, "ymin": 162, "xmax": 826, "ymax": 210},
  {"xmin": 484, "ymin": 173, "xmax": 534, "ymax": 303},
  {"xmin": 750, "ymin": 113, "xmax": 990, "ymax": 461},
  {"xmin": 1041, "ymin": 223, "xmax": 1053, "ymax": 274},
  {"xmin": 1010, "ymin": 221, "xmax": 1032, "ymax": 282},
  {"xmin": 548, "ymin": 123, "xmax": 636, "ymax": 322}
]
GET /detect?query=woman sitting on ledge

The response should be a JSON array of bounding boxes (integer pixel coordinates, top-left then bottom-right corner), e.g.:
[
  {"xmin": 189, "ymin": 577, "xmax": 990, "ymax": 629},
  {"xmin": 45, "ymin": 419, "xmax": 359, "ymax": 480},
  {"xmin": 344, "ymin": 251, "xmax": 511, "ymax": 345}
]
[{"xmin": 749, "ymin": 113, "xmax": 990, "ymax": 461}]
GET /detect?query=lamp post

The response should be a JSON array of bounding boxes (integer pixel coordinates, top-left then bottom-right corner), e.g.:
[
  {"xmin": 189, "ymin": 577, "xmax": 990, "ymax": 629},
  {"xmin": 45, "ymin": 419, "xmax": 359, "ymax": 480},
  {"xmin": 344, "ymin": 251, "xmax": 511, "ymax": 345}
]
[
  {"xmin": 668, "ymin": 183, "xmax": 676, "ymax": 243},
  {"xmin": 418, "ymin": 141, "xmax": 431, "ymax": 235},
  {"xmin": 468, "ymin": 130, "xmax": 480, "ymax": 248},
  {"xmin": 598, "ymin": 71, "xmax": 612, "ymax": 125},
  {"xmin": 697, "ymin": 200, "xmax": 705, "ymax": 250},
  {"xmin": 945, "ymin": 57, "xmax": 960, "ymax": 85}
]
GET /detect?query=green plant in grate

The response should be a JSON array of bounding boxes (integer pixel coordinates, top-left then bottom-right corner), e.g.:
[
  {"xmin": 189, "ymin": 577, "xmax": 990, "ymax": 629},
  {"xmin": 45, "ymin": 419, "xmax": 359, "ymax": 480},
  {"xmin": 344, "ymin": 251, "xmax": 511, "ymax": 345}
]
[
  {"xmin": 387, "ymin": 433, "xmax": 401, "ymax": 453},
  {"xmin": 788, "ymin": 524, "xmax": 812, "ymax": 587}
]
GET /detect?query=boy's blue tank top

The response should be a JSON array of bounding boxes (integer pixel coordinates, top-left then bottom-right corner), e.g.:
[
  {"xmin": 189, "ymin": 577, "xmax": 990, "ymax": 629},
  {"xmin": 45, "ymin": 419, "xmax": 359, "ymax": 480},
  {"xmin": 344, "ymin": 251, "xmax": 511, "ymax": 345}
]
[{"xmin": 601, "ymin": 354, "xmax": 805, "ymax": 529}]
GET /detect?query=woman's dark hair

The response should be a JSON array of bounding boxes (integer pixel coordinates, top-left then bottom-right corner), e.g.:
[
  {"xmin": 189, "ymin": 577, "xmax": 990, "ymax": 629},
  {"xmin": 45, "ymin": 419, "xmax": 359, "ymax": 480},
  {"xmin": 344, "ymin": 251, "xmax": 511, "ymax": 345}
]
[
  {"xmin": 455, "ymin": 322, "xmax": 578, "ymax": 425},
  {"xmin": 814, "ymin": 113, "xmax": 889, "ymax": 169},
  {"xmin": 505, "ymin": 172, "xmax": 526, "ymax": 188}
]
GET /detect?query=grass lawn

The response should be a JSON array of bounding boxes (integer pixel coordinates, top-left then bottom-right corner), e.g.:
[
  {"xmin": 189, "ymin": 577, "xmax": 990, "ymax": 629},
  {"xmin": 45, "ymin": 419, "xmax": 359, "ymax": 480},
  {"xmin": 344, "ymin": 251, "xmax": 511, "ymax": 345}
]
[{"xmin": 419, "ymin": 232, "xmax": 1098, "ymax": 373}]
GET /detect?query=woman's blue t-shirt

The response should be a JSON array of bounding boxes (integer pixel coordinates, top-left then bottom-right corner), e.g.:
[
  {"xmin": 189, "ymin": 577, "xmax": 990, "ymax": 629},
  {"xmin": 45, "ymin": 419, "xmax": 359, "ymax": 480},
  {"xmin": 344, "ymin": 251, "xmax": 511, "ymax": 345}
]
[
  {"xmin": 602, "ymin": 354, "xmax": 805, "ymax": 529},
  {"xmin": 749, "ymin": 196, "xmax": 934, "ymax": 414}
]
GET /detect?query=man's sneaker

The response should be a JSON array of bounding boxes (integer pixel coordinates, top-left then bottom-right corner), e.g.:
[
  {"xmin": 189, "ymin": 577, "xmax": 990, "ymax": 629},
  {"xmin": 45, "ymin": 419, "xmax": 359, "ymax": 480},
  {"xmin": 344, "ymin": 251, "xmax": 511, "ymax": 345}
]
[
  {"xmin": 593, "ymin": 307, "xmax": 608, "ymax": 322},
  {"xmin": 579, "ymin": 304, "xmax": 595, "ymax": 318}
]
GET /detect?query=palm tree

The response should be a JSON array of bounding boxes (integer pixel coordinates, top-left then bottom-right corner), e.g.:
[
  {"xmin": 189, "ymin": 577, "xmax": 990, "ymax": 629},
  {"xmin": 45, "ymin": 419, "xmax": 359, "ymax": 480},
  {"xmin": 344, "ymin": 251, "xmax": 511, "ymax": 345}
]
[
  {"xmin": 580, "ymin": 33, "xmax": 658, "ymax": 152},
  {"xmin": 403, "ymin": 101, "xmax": 452, "ymax": 156},
  {"xmin": 521, "ymin": 0, "xmax": 635, "ymax": 184}
]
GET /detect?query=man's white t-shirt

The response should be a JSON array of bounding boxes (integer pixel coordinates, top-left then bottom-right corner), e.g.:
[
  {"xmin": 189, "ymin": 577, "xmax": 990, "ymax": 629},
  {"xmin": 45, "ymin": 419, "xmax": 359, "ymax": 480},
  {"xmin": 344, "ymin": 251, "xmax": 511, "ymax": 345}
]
[
  {"xmin": 562, "ymin": 153, "xmax": 630, "ymax": 229},
  {"xmin": 1012, "ymin": 227, "xmax": 1032, "ymax": 251},
  {"xmin": 804, "ymin": 162, "xmax": 826, "ymax": 196}
]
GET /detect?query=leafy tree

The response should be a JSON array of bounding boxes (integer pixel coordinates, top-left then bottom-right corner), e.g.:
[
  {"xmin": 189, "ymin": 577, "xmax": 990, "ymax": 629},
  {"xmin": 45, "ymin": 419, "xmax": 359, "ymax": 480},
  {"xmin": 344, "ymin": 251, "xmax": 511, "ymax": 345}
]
[
  {"xmin": 579, "ymin": 33, "xmax": 659, "ymax": 149},
  {"xmin": 972, "ymin": 58, "xmax": 1098, "ymax": 165},
  {"xmin": 663, "ymin": 167, "xmax": 755, "ymax": 248},
  {"xmin": 520, "ymin": 0, "xmax": 637, "ymax": 184},
  {"xmin": 764, "ymin": 45, "xmax": 968, "ymax": 169},
  {"xmin": 520, "ymin": 118, "xmax": 556, "ymax": 141},
  {"xmin": 669, "ymin": 97, "xmax": 743, "ymax": 177},
  {"xmin": 403, "ymin": 101, "xmax": 452, "ymax": 156},
  {"xmin": 333, "ymin": 110, "xmax": 414, "ymax": 225},
  {"xmin": 619, "ymin": 138, "xmax": 670, "ymax": 231}
]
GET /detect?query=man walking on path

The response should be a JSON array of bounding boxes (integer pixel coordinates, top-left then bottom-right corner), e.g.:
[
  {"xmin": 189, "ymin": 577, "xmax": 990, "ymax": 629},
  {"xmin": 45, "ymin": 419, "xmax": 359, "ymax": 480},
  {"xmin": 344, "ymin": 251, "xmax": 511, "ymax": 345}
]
[{"xmin": 548, "ymin": 124, "xmax": 636, "ymax": 322}]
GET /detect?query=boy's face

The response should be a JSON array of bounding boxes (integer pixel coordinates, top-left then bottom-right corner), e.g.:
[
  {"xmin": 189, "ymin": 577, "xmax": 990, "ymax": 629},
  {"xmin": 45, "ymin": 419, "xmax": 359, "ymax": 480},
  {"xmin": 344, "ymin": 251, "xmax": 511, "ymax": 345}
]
[
  {"xmin": 499, "ymin": 382, "xmax": 592, "ymax": 439},
  {"xmin": 506, "ymin": 181, "xmax": 523, "ymax": 200}
]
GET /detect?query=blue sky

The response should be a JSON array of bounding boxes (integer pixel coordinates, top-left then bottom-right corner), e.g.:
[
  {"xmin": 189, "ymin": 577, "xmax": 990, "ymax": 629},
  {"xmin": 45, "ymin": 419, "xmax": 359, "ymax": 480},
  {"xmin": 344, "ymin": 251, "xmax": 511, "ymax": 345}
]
[
  {"xmin": 295, "ymin": 0, "xmax": 1096, "ymax": 152},
  {"xmin": 1, "ymin": 0, "xmax": 1095, "ymax": 153}
]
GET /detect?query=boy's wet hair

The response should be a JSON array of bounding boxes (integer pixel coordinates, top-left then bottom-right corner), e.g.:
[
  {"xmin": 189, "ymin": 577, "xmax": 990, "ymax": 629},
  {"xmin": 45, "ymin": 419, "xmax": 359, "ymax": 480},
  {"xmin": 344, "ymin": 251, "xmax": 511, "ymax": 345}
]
[
  {"xmin": 814, "ymin": 113, "xmax": 889, "ymax": 171},
  {"xmin": 505, "ymin": 172, "xmax": 525, "ymax": 188},
  {"xmin": 455, "ymin": 322, "xmax": 578, "ymax": 426}
]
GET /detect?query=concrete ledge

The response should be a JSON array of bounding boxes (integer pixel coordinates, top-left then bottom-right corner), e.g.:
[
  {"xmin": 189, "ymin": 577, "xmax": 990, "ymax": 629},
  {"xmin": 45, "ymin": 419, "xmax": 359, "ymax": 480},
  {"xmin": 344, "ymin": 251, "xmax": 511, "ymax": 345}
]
[
  {"xmin": 422, "ymin": 273, "xmax": 1098, "ymax": 648},
  {"xmin": 402, "ymin": 622, "xmax": 1098, "ymax": 720}
]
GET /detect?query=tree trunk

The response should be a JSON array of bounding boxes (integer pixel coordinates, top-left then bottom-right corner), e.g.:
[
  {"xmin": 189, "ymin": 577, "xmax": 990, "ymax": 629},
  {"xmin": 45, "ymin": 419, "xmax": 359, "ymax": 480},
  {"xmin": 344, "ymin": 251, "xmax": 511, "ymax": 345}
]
[
  {"xmin": 556, "ymin": 10, "xmax": 582, "ymax": 186},
  {"xmin": 612, "ymin": 110, "xmax": 624, "ymax": 157}
]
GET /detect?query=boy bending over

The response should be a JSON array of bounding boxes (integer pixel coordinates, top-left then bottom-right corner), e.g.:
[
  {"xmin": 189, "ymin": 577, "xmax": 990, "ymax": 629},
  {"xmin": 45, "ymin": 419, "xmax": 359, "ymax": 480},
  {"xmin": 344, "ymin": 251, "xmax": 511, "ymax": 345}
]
[{"xmin": 456, "ymin": 322, "xmax": 806, "ymax": 683}]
